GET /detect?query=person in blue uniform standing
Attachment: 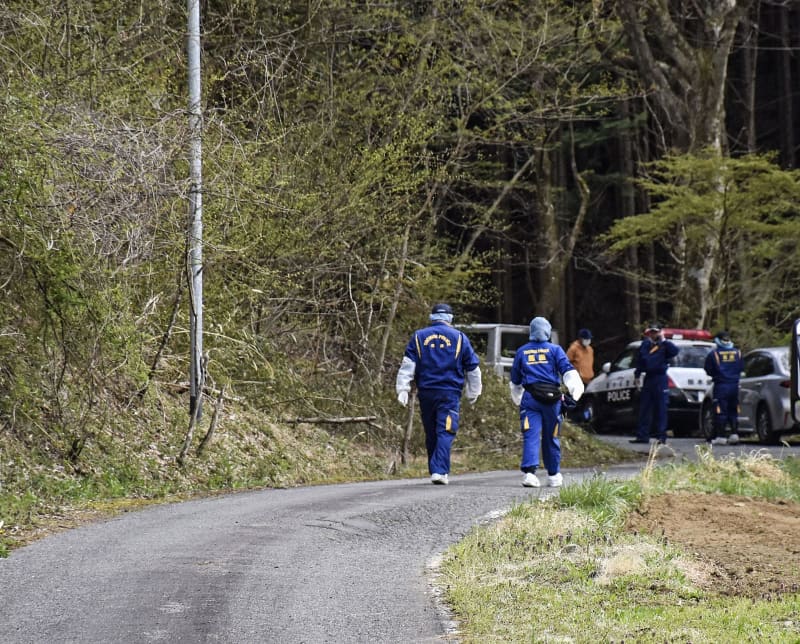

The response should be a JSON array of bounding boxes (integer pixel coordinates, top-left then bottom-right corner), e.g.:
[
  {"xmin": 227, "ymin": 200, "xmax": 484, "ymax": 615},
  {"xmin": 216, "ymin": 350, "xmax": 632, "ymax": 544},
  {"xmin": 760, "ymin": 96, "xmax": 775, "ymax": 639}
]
[
  {"xmin": 630, "ymin": 323, "xmax": 680, "ymax": 445},
  {"xmin": 509, "ymin": 317, "xmax": 584, "ymax": 488},
  {"xmin": 395, "ymin": 303, "xmax": 482, "ymax": 485},
  {"xmin": 704, "ymin": 330, "xmax": 743, "ymax": 446}
]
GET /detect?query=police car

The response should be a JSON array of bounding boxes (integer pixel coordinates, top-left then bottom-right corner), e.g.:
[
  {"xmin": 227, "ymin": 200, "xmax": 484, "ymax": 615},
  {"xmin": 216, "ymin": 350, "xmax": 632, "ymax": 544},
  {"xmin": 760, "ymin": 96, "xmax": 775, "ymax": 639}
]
[{"xmin": 584, "ymin": 329, "xmax": 714, "ymax": 436}]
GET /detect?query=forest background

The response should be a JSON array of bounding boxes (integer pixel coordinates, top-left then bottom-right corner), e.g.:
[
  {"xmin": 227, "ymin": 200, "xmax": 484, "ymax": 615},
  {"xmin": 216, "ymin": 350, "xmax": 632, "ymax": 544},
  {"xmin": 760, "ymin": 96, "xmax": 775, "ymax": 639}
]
[{"xmin": 1, "ymin": 0, "xmax": 800, "ymax": 549}]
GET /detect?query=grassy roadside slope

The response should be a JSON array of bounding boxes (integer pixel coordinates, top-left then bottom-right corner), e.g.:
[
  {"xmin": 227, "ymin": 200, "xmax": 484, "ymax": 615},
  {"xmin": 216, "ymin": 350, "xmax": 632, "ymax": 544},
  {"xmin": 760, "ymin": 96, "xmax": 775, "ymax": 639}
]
[
  {"xmin": 438, "ymin": 450, "xmax": 800, "ymax": 643},
  {"xmin": 0, "ymin": 372, "xmax": 637, "ymax": 556}
]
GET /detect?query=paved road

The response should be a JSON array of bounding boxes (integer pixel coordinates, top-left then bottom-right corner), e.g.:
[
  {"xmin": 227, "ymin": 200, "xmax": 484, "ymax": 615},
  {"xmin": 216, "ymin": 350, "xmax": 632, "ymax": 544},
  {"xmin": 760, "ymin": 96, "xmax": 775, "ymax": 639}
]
[
  {"xmin": 2, "ymin": 435, "xmax": 797, "ymax": 644},
  {"xmin": 593, "ymin": 433, "xmax": 800, "ymax": 463},
  {"xmin": 0, "ymin": 465, "xmax": 643, "ymax": 644}
]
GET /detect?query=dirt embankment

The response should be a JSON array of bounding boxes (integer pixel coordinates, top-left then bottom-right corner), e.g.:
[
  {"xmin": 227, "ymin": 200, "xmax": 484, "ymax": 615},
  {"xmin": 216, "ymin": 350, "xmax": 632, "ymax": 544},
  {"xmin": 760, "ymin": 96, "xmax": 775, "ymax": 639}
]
[{"xmin": 625, "ymin": 492, "xmax": 800, "ymax": 598}]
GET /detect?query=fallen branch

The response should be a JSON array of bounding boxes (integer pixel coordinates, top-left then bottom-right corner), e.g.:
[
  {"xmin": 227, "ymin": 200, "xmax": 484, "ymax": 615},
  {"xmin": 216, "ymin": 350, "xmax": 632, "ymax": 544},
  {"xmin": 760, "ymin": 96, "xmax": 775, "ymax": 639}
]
[{"xmin": 283, "ymin": 416, "xmax": 377, "ymax": 425}]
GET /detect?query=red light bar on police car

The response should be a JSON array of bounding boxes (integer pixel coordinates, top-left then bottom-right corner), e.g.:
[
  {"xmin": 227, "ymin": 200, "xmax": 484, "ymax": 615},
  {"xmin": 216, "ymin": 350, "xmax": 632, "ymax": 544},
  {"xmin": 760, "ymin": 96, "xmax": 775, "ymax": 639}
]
[{"xmin": 661, "ymin": 328, "xmax": 712, "ymax": 340}]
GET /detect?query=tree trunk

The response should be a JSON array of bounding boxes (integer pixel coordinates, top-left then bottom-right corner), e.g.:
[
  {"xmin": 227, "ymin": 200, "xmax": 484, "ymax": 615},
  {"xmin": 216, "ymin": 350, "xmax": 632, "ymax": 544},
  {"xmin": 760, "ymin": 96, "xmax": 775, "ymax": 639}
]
[
  {"xmin": 619, "ymin": 100, "xmax": 640, "ymax": 336},
  {"xmin": 778, "ymin": 4, "xmax": 796, "ymax": 167},
  {"xmin": 615, "ymin": 0, "xmax": 753, "ymax": 327},
  {"xmin": 536, "ymin": 124, "xmax": 590, "ymax": 324},
  {"xmin": 742, "ymin": 2, "xmax": 761, "ymax": 152}
]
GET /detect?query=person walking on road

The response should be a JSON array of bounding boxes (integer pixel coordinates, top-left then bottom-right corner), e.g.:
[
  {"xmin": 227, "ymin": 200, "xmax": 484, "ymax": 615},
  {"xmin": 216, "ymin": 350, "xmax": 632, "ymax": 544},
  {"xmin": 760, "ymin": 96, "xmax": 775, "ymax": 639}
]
[
  {"xmin": 704, "ymin": 330, "xmax": 743, "ymax": 446},
  {"xmin": 566, "ymin": 328, "xmax": 595, "ymax": 422},
  {"xmin": 630, "ymin": 323, "xmax": 679, "ymax": 445},
  {"xmin": 395, "ymin": 303, "xmax": 482, "ymax": 485},
  {"xmin": 509, "ymin": 316, "xmax": 584, "ymax": 488}
]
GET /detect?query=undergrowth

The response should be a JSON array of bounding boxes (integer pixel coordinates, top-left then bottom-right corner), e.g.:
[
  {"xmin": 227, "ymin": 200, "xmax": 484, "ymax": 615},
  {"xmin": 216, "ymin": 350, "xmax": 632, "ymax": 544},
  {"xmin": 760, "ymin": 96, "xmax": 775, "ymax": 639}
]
[{"xmin": 0, "ymin": 371, "xmax": 635, "ymax": 556}]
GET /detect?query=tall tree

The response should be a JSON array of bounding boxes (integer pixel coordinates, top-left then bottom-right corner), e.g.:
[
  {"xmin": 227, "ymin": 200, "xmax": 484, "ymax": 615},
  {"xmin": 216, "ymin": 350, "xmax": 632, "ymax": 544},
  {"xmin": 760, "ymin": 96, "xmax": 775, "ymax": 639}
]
[
  {"xmin": 613, "ymin": 0, "xmax": 755, "ymax": 326},
  {"xmin": 602, "ymin": 151, "xmax": 800, "ymax": 335}
]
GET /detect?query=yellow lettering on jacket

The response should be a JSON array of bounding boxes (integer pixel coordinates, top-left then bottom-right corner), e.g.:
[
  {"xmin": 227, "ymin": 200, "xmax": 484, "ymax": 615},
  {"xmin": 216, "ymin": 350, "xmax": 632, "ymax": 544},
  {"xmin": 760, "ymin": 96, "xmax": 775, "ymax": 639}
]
[
  {"xmin": 423, "ymin": 333, "xmax": 453, "ymax": 348},
  {"xmin": 524, "ymin": 347, "xmax": 550, "ymax": 364}
]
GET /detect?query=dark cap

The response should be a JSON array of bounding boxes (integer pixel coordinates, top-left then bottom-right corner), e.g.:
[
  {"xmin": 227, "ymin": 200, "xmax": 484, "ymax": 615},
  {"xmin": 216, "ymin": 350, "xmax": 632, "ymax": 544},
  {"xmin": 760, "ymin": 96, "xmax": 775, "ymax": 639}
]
[
  {"xmin": 578, "ymin": 328, "xmax": 592, "ymax": 339},
  {"xmin": 644, "ymin": 322, "xmax": 662, "ymax": 334},
  {"xmin": 715, "ymin": 330, "xmax": 731, "ymax": 341},
  {"xmin": 431, "ymin": 303, "xmax": 453, "ymax": 315}
]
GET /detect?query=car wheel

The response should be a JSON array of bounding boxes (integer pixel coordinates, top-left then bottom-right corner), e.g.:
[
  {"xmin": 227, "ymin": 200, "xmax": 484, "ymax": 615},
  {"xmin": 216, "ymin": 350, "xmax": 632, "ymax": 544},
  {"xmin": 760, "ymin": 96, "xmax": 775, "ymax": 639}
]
[
  {"xmin": 701, "ymin": 401, "xmax": 715, "ymax": 441},
  {"xmin": 755, "ymin": 404, "xmax": 780, "ymax": 444},
  {"xmin": 584, "ymin": 397, "xmax": 606, "ymax": 433}
]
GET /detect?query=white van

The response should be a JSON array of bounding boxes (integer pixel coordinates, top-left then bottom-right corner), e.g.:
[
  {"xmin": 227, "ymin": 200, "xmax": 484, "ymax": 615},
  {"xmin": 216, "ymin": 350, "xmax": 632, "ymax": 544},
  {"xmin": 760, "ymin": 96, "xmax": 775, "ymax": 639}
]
[{"xmin": 459, "ymin": 324, "xmax": 559, "ymax": 378}]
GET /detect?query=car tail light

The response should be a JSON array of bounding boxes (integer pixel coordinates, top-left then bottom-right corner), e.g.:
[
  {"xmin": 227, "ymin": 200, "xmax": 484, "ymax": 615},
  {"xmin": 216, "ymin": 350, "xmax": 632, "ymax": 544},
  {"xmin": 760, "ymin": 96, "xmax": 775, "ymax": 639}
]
[
  {"xmin": 667, "ymin": 376, "xmax": 676, "ymax": 388},
  {"xmin": 780, "ymin": 380, "xmax": 791, "ymax": 388}
]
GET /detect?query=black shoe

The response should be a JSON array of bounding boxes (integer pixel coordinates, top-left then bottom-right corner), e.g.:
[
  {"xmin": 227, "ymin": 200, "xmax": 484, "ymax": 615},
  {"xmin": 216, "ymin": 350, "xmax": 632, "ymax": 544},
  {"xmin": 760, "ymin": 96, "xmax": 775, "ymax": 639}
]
[
  {"xmin": 656, "ymin": 439, "xmax": 667, "ymax": 446},
  {"xmin": 629, "ymin": 438, "xmax": 649, "ymax": 444}
]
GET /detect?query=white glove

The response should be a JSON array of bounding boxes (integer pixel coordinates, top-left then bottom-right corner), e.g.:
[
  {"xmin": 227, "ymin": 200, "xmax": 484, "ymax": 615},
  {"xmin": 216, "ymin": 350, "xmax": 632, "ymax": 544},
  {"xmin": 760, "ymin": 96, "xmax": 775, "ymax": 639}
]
[
  {"xmin": 395, "ymin": 357, "xmax": 416, "ymax": 408},
  {"xmin": 562, "ymin": 369, "xmax": 584, "ymax": 401},
  {"xmin": 509, "ymin": 382, "xmax": 523, "ymax": 406},
  {"xmin": 465, "ymin": 367, "xmax": 482, "ymax": 405}
]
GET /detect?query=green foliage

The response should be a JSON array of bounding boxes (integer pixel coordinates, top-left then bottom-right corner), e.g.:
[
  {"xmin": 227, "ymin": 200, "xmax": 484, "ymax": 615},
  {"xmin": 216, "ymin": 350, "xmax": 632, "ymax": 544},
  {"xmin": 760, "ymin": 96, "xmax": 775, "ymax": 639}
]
[
  {"xmin": 0, "ymin": 0, "xmax": 797, "ymax": 572},
  {"xmin": 601, "ymin": 150, "xmax": 800, "ymax": 333}
]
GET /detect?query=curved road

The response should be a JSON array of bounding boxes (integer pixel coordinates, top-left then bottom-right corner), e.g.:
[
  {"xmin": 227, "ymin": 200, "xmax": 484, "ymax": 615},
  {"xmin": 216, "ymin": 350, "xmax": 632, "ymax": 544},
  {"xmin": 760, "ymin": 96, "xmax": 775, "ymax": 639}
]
[
  {"xmin": 1, "ymin": 437, "xmax": 794, "ymax": 643},
  {"xmin": 0, "ymin": 465, "xmax": 642, "ymax": 644}
]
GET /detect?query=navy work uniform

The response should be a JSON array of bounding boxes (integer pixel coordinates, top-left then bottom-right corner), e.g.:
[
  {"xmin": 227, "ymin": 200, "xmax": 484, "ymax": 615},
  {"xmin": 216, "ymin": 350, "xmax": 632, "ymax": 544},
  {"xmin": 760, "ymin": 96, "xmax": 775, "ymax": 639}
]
[
  {"xmin": 632, "ymin": 325, "xmax": 679, "ymax": 444},
  {"xmin": 704, "ymin": 331, "xmax": 743, "ymax": 443},
  {"xmin": 395, "ymin": 303, "xmax": 482, "ymax": 484},
  {"xmin": 509, "ymin": 316, "xmax": 584, "ymax": 488}
]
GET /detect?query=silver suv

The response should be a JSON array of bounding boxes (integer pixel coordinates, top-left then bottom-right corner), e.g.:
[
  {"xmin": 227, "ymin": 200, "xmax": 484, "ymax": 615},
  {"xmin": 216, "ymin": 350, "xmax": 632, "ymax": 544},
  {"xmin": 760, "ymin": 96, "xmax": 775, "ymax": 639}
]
[{"xmin": 699, "ymin": 346, "xmax": 799, "ymax": 444}]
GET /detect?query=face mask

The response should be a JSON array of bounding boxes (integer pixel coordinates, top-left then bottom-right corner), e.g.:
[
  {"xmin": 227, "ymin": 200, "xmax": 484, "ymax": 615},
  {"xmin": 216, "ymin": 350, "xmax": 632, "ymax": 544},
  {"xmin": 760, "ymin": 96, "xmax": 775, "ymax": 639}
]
[{"xmin": 581, "ymin": 339, "xmax": 591, "ymax": 347}]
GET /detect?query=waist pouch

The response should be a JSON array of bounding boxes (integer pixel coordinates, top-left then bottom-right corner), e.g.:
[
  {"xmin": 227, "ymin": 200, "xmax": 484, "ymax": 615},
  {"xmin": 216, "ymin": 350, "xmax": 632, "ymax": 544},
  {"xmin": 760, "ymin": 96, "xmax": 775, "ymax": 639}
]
[{"xmin": 524, "ymin": 382, "xmax": 562, "ymax": 404}]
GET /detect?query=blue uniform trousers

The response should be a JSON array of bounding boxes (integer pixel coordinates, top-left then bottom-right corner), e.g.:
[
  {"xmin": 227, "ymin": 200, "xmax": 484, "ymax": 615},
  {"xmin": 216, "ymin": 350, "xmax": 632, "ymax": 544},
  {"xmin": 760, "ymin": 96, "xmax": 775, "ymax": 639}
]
[
  {"xmin": 636, "ymin": 374, "xmax": 669, "ymax": 442},
  {"xmin": 519, "ymin": 397, "xmax": 562, "ymax": 476},
  {"xmin": 416, "ymin": 389, "xmax": 461, "ymax": 475},
  {"xmin": 712, "ymin": 382, "xmax": 739, "ymax": 435}
]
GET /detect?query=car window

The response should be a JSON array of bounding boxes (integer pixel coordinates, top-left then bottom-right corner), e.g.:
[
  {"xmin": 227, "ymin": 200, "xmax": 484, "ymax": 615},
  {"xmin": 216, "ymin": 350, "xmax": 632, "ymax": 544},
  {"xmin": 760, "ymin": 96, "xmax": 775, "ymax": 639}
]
[
  {"xmin": 671, "ymin": 345, "xmax": 713, "ymax": 368},
  {"xmin": 611, "ymin": 347, "xmax": 637, "ymax": 371},
  {"xmin": 500, "ymin": 331, "xmax": 528, "ymax": 358},
  {"xmin": 743, "ymin": 353, "xmax": 774, "ymax": 378}
]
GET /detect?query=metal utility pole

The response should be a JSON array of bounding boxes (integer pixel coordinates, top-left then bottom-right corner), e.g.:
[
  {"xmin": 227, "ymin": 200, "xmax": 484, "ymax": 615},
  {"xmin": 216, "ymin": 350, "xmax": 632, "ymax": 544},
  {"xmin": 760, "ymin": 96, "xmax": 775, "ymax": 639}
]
[{"xmin": 187, "ymin": 0, "xmax": 204, "ymax": 417}]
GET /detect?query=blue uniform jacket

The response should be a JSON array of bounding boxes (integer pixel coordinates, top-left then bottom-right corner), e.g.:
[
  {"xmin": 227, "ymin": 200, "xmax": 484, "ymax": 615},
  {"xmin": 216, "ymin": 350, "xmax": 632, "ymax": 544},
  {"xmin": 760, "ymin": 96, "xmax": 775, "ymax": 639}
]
[
  {"xmin": 634, "ymin": 339, "xmax": 679, "ymax": 377},
  {"xmin": 704, "ymin": 346, "xmax": 743, "ymax": 384},
  {"xmin": 510, "ymin": 341, "xmax": 574, "ymax": 389},
  {"xmin": 404, "ymin": 321, "xmax": 480, "ymax": 393}
]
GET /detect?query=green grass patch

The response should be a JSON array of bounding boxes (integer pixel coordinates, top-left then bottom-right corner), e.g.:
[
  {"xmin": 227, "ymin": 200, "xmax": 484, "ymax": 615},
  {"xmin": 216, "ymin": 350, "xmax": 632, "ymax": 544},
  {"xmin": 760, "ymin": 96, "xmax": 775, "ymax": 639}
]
[{"xmin": 438, "ymin": 452, "xmax": 800, "ymax": 643}]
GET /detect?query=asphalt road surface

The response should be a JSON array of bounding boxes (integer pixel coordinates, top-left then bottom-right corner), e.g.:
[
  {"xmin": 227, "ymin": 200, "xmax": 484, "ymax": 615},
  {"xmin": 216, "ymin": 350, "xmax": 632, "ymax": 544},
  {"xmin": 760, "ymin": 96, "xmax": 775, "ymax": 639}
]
[
  {"xmin": 593, "ymin": 433, "xmax": 800, "ymax": 463},
  {"xmin": 1, "ymin": 435, "xmax": 796, "ymax": 644},
  {"xmin": 0, "ymin": 465, "xmax": 646, "ymax": 644}
]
